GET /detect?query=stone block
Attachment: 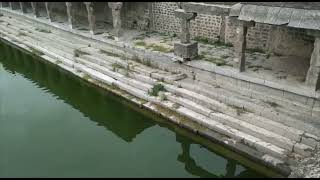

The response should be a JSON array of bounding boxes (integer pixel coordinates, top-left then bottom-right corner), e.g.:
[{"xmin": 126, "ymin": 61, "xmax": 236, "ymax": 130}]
[{"xmin": 174, "ymin": 41, "xmax": 198, "ymax": 60}]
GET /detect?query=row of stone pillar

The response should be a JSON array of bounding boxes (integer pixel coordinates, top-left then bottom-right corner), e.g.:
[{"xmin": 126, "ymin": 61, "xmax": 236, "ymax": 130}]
[{"xmin": 2, "ymin": 2, "xmax": 123, "ymax": 38}]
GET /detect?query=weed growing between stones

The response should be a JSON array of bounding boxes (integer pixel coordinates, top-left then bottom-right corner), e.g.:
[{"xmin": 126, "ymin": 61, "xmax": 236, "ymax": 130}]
[
  {"xmin": 172, "ymin": 103, "xmax": 180, "ymax": 109},
  {"xmin": 73, "ymin": 49, "xmax": 90, "ymax": 57},
  {"xmin": 35, "ymin": 27, "xmax": 51, "ymax": 33},
  {"xmin": 29, "ymin": 47, "xmax": 44, "ymax": 56},
  {"xmin": 148, "ymin": 84, "xmax": 167, "ymax": 96},
  {"xmin": 193, "ymin": 36, "xmax": 233, "ymax": 47},
  {"xmin": 205, "ymin": 57, "xmax": 227, "ymax": 66},
  {"xmin": 265, "ymin": 101, "xmax": 280, "ymax": 108},
  {"xmin": 83, "ymin": 73, "xmax": 91, "ymax": 81}
]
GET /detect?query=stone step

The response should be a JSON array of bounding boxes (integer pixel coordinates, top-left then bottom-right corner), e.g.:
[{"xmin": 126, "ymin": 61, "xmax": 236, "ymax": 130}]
[
  {"xmin": 175, "ymin": 78, "xmax": 320, "ymax": 138},
  {"xmin": 165, "ymin": 93, "xmax": 312, "ymax": 156},
  {"xmin": 211, "ymin": 75, "xmax": 318, "ymax": 123},
  {"xmin": 2, "ymin": 16, "xmax": 91, "ymax": 47},
  {"xmin": 75, "ymin": 57, "xmax": 153, "ymax": 93}
]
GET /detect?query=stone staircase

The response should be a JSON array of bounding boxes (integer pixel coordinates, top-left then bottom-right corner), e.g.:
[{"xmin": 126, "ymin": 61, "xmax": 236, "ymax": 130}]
[{"xmin": 0, "ymin": 12, "xmax": 319, "ymax": 175}]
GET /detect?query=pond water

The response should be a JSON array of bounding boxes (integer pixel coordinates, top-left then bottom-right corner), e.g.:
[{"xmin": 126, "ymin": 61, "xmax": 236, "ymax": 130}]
[{"xmin": 0, "ymin": 40, "xmax": 269, "ymax": 178}]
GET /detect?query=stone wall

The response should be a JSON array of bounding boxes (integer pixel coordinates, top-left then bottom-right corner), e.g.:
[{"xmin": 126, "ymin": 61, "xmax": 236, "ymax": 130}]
[
  {"xmin": 152, "ymin": 2, "xmax": 222, "ymax": 40},
  {"xmin": 267, "ymin": 26, "xmax": 314, "ymax": 58}
]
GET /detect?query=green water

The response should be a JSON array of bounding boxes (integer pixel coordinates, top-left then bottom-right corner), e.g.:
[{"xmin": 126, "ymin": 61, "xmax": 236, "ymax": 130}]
[{"xmin": 0, "ymin": 40, "xmax": 269, "ymax": 178}]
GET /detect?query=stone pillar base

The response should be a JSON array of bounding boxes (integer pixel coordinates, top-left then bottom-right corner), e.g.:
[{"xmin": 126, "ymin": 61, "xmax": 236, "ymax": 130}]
[
  {"xmin": 306, "ymin": 67, "xmax": 320, "ymax": 90},
  {"xmin": 174, "ymin": 41, "xmax": 198, "ymax": 61}
]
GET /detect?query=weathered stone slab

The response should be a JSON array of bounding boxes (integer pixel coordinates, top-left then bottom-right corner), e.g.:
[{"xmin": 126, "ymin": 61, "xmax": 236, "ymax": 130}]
[
  {"xmin": 273, "ymin": 8, "xmax": 293, "ymax": 25},
  {"xmin": 299, "ymin": 10, "xmax": 320, "ymax": 30},
  {"xmin": 263, "ymin": 7, "xmax": 281, "ymax": 24},
  {"xmin": 288, "ymin": 9, "xmax": 304, "ymax": 28}
]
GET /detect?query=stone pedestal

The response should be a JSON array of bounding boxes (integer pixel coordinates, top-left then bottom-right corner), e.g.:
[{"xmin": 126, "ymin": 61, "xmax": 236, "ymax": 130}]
[{"xmin": 174, "ymin": 42, "xmax": 198, "ymax": 60}]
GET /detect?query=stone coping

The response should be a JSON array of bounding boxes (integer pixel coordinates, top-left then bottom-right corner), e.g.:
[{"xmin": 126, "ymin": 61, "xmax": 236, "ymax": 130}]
[{"xmin": 1, "ymin": 7, "xmax": 319, "ymax": 100}]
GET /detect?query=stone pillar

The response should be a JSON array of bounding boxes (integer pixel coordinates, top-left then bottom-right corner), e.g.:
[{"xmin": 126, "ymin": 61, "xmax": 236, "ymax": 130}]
[
  {"xmin": 31, "ymin": 2, "xmax": 40, "ymax": 18},
  {"xmin": 84, "ymin": 2, "xmax": 96, "ymax": 35},
  {"xmin": 219, "ymin": 16, "xmax": 227, "ymax": 43},
  {"xmin": 174, "ymin": 9, "xmax": 198, "ymax": 62},
  {"xmin": 66, "ymin": 2, "xmax": 75, "ymax": 29},
  {"xmin": 108, "ymin": 2, "xmax": 123, "ymax": 39},
  {"xmin": 45, "ymin": 2, "xmax": 53, "ymax": 22},
  {"xmin": 306, "ymin": 35, "xmax": 320, "ymax": 91},
  {"xmin": 20, "ymin": 2, "xmax": 28, "ymax": 13},
  {"xmin": 234, "ymin": 20, "xmax": 254, "ymax": 72}
]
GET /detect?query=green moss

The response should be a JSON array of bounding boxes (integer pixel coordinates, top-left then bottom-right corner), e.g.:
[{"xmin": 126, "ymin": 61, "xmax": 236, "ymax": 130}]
[
  {"xmin": 134, "ymin": 40, "xmax": 172, "ymax": 53},
  {"xmin": 30, "ymin": 47, "xmax": 44, "ymax": 56},
  {"xmin": 134, "ymin": 40, "xmax": 147, "ymax": 47},
  {"xmin": 246, "ymin": 48, "xmax": 265, "ymax": 54},
  {"xmin": 148, "ymin": 84, "xmax": 167, "ymax": 96},
  {"xmin": 205, "ymin": 57, "xmax": 227, "ymax": 66},
  {"xmin": 193, "ymin": 36, "xmax": 233, "ymax": 47},
  {"xmin": 147, "ymin": 44, "xmax": 172, "ymax": 53},
  {"xmin": 83, "ymin": 73, "xmax": 91, "ymax": 81}
]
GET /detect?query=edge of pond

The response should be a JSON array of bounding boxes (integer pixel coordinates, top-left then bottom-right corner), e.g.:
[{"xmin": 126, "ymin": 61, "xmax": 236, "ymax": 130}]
[{"xmin": 0, "ymin": 37, "xmax": 286, "ymax": 178}]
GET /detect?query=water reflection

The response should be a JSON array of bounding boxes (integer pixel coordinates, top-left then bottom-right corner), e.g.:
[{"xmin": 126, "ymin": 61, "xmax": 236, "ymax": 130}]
[{"xmin": 0, "ymin": 40, "xmax": 266, "ymax": 178}]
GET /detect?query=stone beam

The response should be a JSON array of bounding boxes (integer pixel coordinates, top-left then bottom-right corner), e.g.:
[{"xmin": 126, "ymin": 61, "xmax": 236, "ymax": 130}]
[
  {"xmin": 84, "ymin": 2, "xmax": 96, "ymax": 35},
  {"xmin": 234, "ymin": 20, "xmax": 255, "ymax": 72},
  {"xmin": 31, "ymin": 2, "xmax": 40, "ymax": 18},
  {"xmin": 45, "ymin": 2, "xmax": 54, "ymax": 22},
  {"xmin": 108, "ymin": 2, "xmax": 123, "ymax": 39},
  {"xmin": 66, "ymin": 2, "xmax": 76, "ymax": 29},
  {"xmin": 20, "ymin": 2, "xmax": 28, "ymax": 13},
  {"xmin": 183, "ymin": 2, "xmax": 230, "ymax": 16},
  {"xmin": 306, "ymin": 35, "xmax": 320, "ymax": 91}
]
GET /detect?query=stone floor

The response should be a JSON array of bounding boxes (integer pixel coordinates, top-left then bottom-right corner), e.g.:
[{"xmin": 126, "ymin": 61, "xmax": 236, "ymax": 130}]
[{"xmin": 129, "ymin": 30, "xmax": 311, "ymax": 89}]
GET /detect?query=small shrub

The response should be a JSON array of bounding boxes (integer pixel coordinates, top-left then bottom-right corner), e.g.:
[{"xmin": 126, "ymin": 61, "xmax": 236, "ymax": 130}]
[{"xmin": 148, "ymin": 84, "xmax": 167, "ymax": 96}]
